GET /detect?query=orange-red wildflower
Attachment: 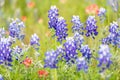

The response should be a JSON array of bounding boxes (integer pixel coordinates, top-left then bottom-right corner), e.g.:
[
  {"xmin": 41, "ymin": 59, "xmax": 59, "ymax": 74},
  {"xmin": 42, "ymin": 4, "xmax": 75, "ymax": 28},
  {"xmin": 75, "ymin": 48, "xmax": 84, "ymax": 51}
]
[
  {"xmin": 38, "ymin": 70, "xmax": 49, "ymax": 78},
  {"xmin": 27, "ymin": 2, "xmax": 35, "ymax": 8},
  {"xmin": 23, "ymin": 58, "xmax": 32, "ymax": 67},
  {"xmin": 21, "ymin": 16, "xmax": 27, "ymax": 22},
  {"xmin": 86, "ymin": 4, "xmax": 99, "ymax": 15}
]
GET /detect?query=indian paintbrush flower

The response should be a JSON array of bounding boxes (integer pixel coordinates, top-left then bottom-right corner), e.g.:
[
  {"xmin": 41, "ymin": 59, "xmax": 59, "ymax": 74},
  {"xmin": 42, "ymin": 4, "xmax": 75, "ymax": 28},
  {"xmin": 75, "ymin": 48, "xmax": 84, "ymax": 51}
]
[
  {"xmin": 85, "ymin": 4, "xmax": 99, "ymax": 15},
  {"xmin": 23, "ymin": 57, "xmax": 32, "ymax": 67},
  {"xmin": 38, "ymin": 70, "xmax": 49, "ymax": 78}
]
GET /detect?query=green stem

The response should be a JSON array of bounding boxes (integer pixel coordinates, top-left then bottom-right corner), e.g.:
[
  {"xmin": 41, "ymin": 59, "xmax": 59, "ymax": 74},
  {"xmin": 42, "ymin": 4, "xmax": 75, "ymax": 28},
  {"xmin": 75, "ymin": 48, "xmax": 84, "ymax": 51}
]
[{"xmin": 51, "ymin": 69, "xmax": 57, "ymax": 80}]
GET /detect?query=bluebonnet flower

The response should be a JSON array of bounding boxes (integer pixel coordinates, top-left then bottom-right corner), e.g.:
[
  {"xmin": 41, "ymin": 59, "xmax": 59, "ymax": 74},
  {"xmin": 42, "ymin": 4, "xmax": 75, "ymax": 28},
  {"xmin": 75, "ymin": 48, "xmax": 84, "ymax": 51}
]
[
  {"xmin": 13, "ymin": 46, "xmax": 22, "ymax": 54},
  {"xmin": 55, "ymin": 46, "xmax": 64, "ymax": 60},
  {"xmin": 98, "ymin": 44, "xmax": 112, "ymax": 72},
  {"xmin": 85, "ymin": 16, "xmax": 98, "ymax": 38},
  {"xmin": 80, "ymin": 45, "xmax": 92, "ymax": 61},
  {"xmin": 48, "ymin": 6, "xmax": 59, "ymax": 29},
  {"xmin": 108, "ymin": 22, "xmax": 120, "ymax": 47},
  {"xmin": 106, "ymin": 22, "xmax": 119, "ymax": 46},
  {"xmin": 63, "ymin": 37, "xmax": 77, "ymax": 63},
  {"xmin": 107, "ymin": 0, "xmax": 119, "ymax": 12},
  {"xmin": 30, "ymin": 33, "xmax": 40, "ymax": 50},
  {"xmin": 12, "ymin": 46, "xmax": 22, "ymax": 60},
  {"xmin": 102, "ymin": 22, "xmax": 119, "ymax": 45},
  {"xmin": 71, "ymin": 15, "xmax": 83, "ymax": 34},
  {"xmin": 109, "ymin": 21, "xmax": 119, "ymax": 34},
  {"xmin": 0, "ymin": 38, "xmax": 12, "ymax": 66},
  {"xmin": 76, "ymin": 57, "xmax": 88, "ymax": 72},
  {"xmin": 98, "ymin": 8, "xmax": 106, "ymax": 16},
  {"xmin": 44, "ymin": 50, "xmax": 57, "ymax": 68},
  {"xmin": 55, "ymin": 17, "xmax": 68, "ymax": 43},
  {"xmin": 0, "ymin": 28, "xmax": 5, "ymax": 39},
  {"xmin": 44, "ymin": 46, "xmax": 64, "ymax": 68},
  {"xmin": 102, "ymin": 37, "xmax": 110, "ymax": 44},
  {"xmin": 98, "ymin": 8, "xmax": 106, "ymax": 22},
  {"xmin": 0, "ymin": 74, "xmax": 3, "ymax": 80},
  {"xmin": 9, "ymin": 18, "xmax": 25, "ymax": 40},
  {"xmin": 73, "ymin": 32, "xmax": 84, "ymax": 50}
]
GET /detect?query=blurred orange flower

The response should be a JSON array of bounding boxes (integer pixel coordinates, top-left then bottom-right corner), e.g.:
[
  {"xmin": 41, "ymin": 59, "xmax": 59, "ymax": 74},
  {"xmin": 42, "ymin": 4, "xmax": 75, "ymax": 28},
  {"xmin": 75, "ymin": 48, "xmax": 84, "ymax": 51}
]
[
  {"xmin": 21, "ymin": 16, "xmax": 27, "ymax": 22},
  {"xmin": 23, "ymin": 58, "xmax": 32, "ymax": 67},
  {"xmin": 38, "ymin": 18, "xmax": 43, "ymax": 24},
  {"xmin": 86, "ymin": 4, "xmax": 99, "ymax": 15},
  {"xmin": 27, "ymin": 2, "xmax": 35, "ymax": 8},
  {"xmin": 45, "ymin": 31, "xmax": 51, "ymax": 37},
  {"xmin": 5, "ymin": 31, "xmax": 9, "ymax": 35},
  {"xmin": 38, "ymin": 70, "xmax": 49, "ymax": 78},
  {"xmin": 60, "ymin": 0, "xmax": 67, "ymax": 4}
]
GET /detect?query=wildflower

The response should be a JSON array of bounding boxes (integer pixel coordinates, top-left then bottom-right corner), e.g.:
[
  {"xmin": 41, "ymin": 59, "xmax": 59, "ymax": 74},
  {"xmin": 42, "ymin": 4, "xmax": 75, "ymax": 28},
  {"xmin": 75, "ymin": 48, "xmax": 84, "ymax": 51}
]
[
  {"xmin": 8, "ymin": 18, "xmax": 25, "ymax": 40},
  {"xmin": 76, "ymin": 57, "xmax": 88, "ymax": 72},
  {"xmin": 80, "ymin": 45, "xmax": 92, "ymax": 61},
  {"xmin": 109, "ymin": 22, "xmax": 120, "ymax": 47},
  {"xmin": 102, "ymin": 22, "xmax": 119, "ymax": 45},
  {"xmin": 27, "ymin": 1, "xmax": 35, "ymax": 8},
  {"xmin": 107, "ymin": 0, "xmax": 119, "ymax": 12},
  {"xmin": 30, "ymin": 33, "xmax": 40, "ymax": 50},
  {"xmin": 55, "ymin": 17, "xmax": 68, "ymax": 43},
  {"xmin": 38, "ymin": 70, "xmax": 49, "ymax": 78},
  {"xmin": 0, "ymin": 74, "xmax": 3, "ymax": 80},
  {"xmin": 85, "ymin": 16, "xmax": 98, "ymax": 38},
  {"xmin": 98, "ymin": 8, "xmax": 106, "ymax": 16},
  {"xmin": 21, "ymin": 16, "xmax": 27, "ymax": 22},
  {"xmin": 12, "ymin": 46, "xmax": 22, "ymax": 60},
  {"xmin": 59, "ymin": 0, "xmax": 67, "ymax": 4},
  {"xmin": 45, "ymin": 31, "xmax": 51, "ymax": 37},
  {"xmin": 55, "ymin": 46, "xmax": 64, "ymax": 60},
  {"xmin": 85, "ymin": 4, "xmax": 99, "ymax": 15},
  {"xmin": 13, "ymin": 46, "xmax": 22, "ymax": 54},
  {"xmin": 98, "ymin": 7, "xmax": 106, "ymax": 22},
  {"xmin": 109, "ymin": 21, "xmax": 118, "ymax": 34},
  {"xmin": 63, "ymin": 37, "xmax": 77, "ymax": 63},
  {"xmin": 73, "ymin": 32, "xmax": 84, "ymax": 50},
  {"xmin": 102, "ymin": 37, "xmax": 110, "ymax": 44},
  {"xmin": 98, "ymin": 44, "xmax": 112, "ymax": 72},
  {"xmin": 23, "ymin": 57, "xmax": 32, "ymax": 67},
  {"xmin": 38, "ymin": 18, "xmax": 43, "ymax": 24},
  {"xmin": 0, "ymin": 38, "xmax": 12, "ymax": 66},
  {"xmin": 48, "ymin": 6, "xmax": 59, "ymax": 29},
  {"xmin": 0, "ymin": 28, "xmax": 5, "ymax": 39},
  {"xmin": 44, "ymin": 50, "xmax": 57, "ymax": 68},
  {"xmin": 71, "ymin": 15, "xmax": 83, "ymax": 34}
]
